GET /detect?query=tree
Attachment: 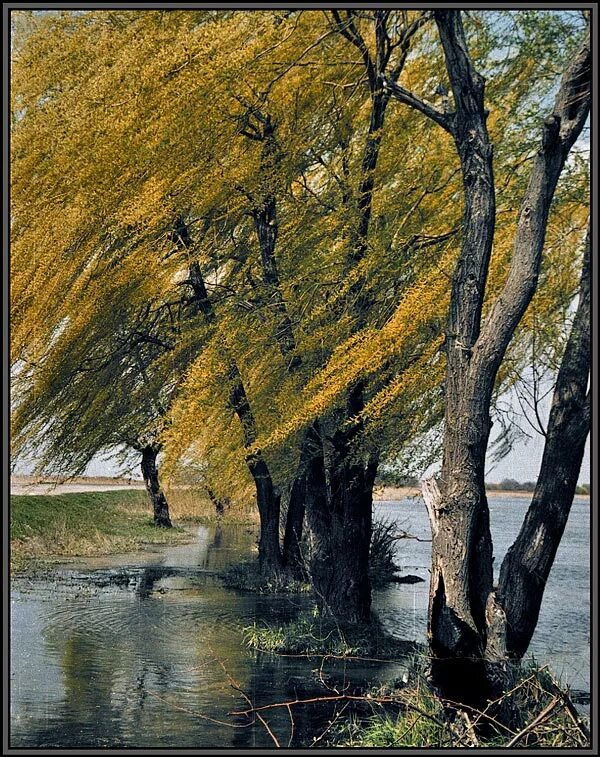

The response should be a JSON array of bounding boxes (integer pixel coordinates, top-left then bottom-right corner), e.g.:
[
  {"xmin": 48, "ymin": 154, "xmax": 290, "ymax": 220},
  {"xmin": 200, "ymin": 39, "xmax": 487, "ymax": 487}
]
[
  {"xmin": 10, "ymin": 224, "xmax": 195, "ymax": 528},
  {"xmin": 384, "ymin": 11, "xmax": 589, "ymax": 706},
  {"xmin": 10, "ymin": 10, "xmax": 588, "ymax": 626}
]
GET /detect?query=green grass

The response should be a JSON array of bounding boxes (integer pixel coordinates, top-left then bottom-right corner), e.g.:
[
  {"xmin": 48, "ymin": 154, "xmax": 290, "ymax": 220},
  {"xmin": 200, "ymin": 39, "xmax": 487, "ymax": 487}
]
[
  {"xmin": 335, "ymin": 663, "xmax": 590, "ymax": 748},
  {"xmin": 11, "ymin": 490, "xmax": 191, "ymax": 572},
  {"xmin": 243, "ymin": 609, "xmax": 417, "ymax": 659}
]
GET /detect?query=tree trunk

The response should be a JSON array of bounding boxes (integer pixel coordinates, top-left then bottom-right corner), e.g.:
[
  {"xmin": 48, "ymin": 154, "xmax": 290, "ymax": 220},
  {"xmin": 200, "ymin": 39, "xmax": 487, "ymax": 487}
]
[
  {"xmin": 282, "ymin": 422, "xmax": 328, "ymax": 576},
  {"xmin": 227, "ymin": 360, "xmax": 284, "ymax": 576},
  {"xmin": 282, "ymin": 466, "xmax": 306, "ymax": 574},
  {"xmin": 305, "ymin": 392, "xmax": 378, "ymax": 624},
  {"xmin": 423, "ymin": 475, "xmax": 495, "ymax": 708},
  {"xmin": 140, "ymin": 445, "xmax": 172, "ymax": 528},
  {"xmin": 416, "ymin": 12, "xmax": 590, "ymax": 709},
  {"xmin": 246, "ymin": 455, "xmax": 284, "ymax": 576},
  {"xmin": 187, "ymin": 252, "xmax": 284, "ymax": 577},
  {"xmin": 492, "ymin": 228, "xmax": 590, "ymax": 660},
  {"xmin": 205, "ymin": 486, "xmax": 229, "ymax": 517}
]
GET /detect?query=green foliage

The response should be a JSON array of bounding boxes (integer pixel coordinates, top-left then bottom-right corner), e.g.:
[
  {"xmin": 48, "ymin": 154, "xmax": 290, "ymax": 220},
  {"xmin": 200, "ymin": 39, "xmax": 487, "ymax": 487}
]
[{"xmin": 243, "ymin": 609, "xmax": 417, "ymax": 659}]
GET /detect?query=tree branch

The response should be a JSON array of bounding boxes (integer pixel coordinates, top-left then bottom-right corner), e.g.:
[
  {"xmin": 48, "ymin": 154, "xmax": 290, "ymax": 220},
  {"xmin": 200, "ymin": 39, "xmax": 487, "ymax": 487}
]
[
  {"xmin": 380, "ymin": 76, "xmax": 454, "ymax": 133},
  {"xmin": 331, "ymin": 10, "xmax": 376, "ymax": 90}
]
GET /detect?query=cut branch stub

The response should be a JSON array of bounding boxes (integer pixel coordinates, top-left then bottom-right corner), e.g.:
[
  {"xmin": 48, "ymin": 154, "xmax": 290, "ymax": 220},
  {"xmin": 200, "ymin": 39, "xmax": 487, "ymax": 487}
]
[{"xmin": 421, "ymin": 477, "xmax": 442, "ymax": 536}]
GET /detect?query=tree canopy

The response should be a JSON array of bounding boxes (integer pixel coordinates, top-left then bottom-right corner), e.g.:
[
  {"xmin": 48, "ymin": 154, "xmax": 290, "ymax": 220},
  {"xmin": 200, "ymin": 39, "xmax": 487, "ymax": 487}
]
[{"xmin": 11, "ymin": 9, "xmax": 588, "ymax": 504}]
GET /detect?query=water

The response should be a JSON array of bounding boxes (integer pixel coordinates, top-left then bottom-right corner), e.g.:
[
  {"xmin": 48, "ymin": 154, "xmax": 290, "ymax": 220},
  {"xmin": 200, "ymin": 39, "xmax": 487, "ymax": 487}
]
[
  {"xmin": 373, "ymin": 496, "xmax": 591, "ymax": 694},
  {"xmin": 10, "ymin": 498, "xmax": 590, "ymax": 748}
]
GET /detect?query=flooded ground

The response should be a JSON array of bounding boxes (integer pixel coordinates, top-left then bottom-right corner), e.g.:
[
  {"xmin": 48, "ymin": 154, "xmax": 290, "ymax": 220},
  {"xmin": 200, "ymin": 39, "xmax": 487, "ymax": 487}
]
[{"xmin": 10, "ymin": 497, "xmax": 590, "ymax": 748}]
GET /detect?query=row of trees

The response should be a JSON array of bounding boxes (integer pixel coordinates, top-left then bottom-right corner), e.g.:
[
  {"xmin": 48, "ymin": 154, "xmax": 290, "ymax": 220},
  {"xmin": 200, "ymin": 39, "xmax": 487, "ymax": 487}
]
[{"xmin": 11, "ymin": 9, "xmax": 590, "ymax": 707}]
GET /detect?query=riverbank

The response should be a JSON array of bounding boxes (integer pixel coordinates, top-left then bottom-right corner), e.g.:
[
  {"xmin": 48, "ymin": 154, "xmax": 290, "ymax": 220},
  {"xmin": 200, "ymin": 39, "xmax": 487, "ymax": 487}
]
[{"xmin": 10, "ymin": 490, "xmax": 197, "ymax": 572}]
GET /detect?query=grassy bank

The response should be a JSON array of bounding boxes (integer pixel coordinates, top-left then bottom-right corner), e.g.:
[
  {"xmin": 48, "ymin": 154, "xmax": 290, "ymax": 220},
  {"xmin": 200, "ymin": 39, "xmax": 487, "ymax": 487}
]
[{"xmin": 11, "ymin": 490, "xmax": 192, "ymax": 572}]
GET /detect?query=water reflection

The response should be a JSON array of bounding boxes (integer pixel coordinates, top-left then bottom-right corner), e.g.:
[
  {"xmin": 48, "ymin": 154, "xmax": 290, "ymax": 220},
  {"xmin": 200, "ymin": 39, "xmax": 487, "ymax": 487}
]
[{"xmin": 10, "ymin": 498, "xmax": 590, "ymax": 747}]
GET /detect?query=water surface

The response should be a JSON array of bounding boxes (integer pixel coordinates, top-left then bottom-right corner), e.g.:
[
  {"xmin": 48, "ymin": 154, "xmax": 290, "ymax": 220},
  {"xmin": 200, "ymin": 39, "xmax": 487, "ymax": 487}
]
[{"xmin": 10, "ymin": 497, "xmax": 590, "ymax": 748}]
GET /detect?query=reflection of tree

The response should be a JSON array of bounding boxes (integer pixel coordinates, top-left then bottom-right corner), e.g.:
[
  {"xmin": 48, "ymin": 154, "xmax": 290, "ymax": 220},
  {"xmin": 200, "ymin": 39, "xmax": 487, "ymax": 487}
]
[
  {"xmin": 202, "ymin": 524, "xmax": 257, "ymax": 571},
  {"xmin": 16, "ymin": 632, "xmax": 124, "ymax": 747},
  {"xmin": 228, "ymin": 652, "xmax": 357, "ymax": 748},
  {"xmin": 61, "ymin": 634, "xmax": 117, "ymax": 719}
]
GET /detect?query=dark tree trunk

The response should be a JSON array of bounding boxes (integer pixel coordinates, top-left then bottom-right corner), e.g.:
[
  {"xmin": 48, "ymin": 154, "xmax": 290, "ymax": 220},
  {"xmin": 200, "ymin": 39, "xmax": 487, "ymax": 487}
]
[
  {"xmin": 205, "ymin": 487, "xmax": 229, "ymax": 517},
  {"xmin": 419, "ymin": 10, "xmax": 496, "ymax": 705},
  {"xmin": 409, "ymin": 12, "xmax": 590, "ymax": 708},
  {"xmin": 492, "ymin": 228, "xmax": 591, "ymax": 660},
  {"xmin": 305, "ymin": 391, "xmax": 378, "ymax": 623},
  {"xmin": 141, "ymin": 445, "xmax": 172, "ymax": 528},
  {"xmin": 303, "ymin": 13, "xmax": 412, "ymax": 621},
  {"xmin": 282, "ymin": 422, "xmax": 329, "ymax": 576},
  {"xmin": 187, "ymin": 252, "xmax": 284, "ymax": 577},
  {"xmin": 227, "ymin": 360, "xmax": 284, "ymax": 576},
  {"xmin": 282, "ymin": 465, "xmax": 306, "ymax": 574},
  {"xmin": 246, "ymin": 455, "xmax": 284, "ymax": 575}
]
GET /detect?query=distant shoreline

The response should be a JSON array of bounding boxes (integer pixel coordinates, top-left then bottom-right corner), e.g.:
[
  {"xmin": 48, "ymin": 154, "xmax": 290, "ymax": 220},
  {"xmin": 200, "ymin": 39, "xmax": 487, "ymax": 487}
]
[
  {"xmin": 10, "ymin": 475, "xmax": 589, "ymax": 500},
  {"xmin": 374, "ymin": 485, "xmax": 590, "ymax": 500},
  {"xmin": 10, "ymin": 474, "xmax": 145, "ymax": 496}
]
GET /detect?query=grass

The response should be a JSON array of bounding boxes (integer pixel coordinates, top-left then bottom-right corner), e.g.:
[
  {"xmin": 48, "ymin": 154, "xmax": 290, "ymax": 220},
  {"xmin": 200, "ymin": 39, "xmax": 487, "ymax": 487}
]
[
  {"xmin": 243, "ymin": 609, "xmax": 417, "ymax": 659},
  {"xmin": 165, "ymin": 486, "xmax": 259, "ymax": 525},
  {"xmin": 335, "ymin": 662, "xmax": 590, "ymax": 748},
  {"xmin": 11, "ymin": 490, "xmax": 191, "ymax": 572},
  {"xmin": 369, "ymin": 518, "xmax": 401, "ymax": 587}
]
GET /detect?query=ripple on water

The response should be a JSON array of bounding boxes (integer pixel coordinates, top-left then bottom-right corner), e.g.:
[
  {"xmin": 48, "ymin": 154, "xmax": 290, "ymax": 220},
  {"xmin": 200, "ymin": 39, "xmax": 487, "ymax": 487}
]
[{"xmin": 10, "ymin": 505, "xmax": 590, "ymax": 748}]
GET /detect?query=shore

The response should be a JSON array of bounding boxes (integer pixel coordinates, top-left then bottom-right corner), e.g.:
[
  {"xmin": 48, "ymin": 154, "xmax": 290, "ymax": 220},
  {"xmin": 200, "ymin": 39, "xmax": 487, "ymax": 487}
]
[
  {"xmin": 11, "ymin": 476, "xmax": 589, "ymax": 501},
  {"xmin": 374, "ymin": 485, "xmax": 589, "ymax": 500},
  {"xmin": 10, "ymin": 474, "xmax": 146, "ymax": 496}
]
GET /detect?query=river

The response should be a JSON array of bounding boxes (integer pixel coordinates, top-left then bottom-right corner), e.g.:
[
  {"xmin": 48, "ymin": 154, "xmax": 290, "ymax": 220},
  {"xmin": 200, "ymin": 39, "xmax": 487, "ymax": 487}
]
[{"xmin": 10, "ymin": 496, "xmax": 590, "ymax": 748}]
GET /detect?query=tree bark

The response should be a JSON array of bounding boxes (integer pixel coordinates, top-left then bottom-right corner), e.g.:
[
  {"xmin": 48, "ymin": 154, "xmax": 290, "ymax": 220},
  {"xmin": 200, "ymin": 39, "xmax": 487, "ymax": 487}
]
[
  {"xmin": 408, "ymin": 12, "xmax": 590, "ymax": 707},
  {"xmin": 419, "ymin": 12, "xmax": 496, "ymax": 703},
  {"xmin": 492, "ymin": 228, "xmax": 590, "ymax": 660},
  {"xmin": 306, "ymin": 390, "xmax": 379, "ymax": 623},
  {"xmin": 282, "ymin": 459, "xmax": 307, "ymax": 573},
  {"xmin": 242, "ymin": 116, "xmax": 329, "ymax": 577},
  {"xmin": 140, "ymin": 445, "xmax": 172, "ymax": 528},
  {"xmin": 281, "ymin": 421, "xmax": 329, "ymax": 577}
]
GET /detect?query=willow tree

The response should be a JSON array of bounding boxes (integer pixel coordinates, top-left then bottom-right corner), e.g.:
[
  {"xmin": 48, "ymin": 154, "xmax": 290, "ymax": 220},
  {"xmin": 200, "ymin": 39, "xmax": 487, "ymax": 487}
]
[
  {"xmin": 378, "ymin": 10, "xmax": 591, "ymax": 706},
  {"xmin": 10, "ymin": 221, "xmax": 209, "ymax": 527},
  {"xmin": 11, "ymin": 9, "xmax": 588, "ymax": 621}
]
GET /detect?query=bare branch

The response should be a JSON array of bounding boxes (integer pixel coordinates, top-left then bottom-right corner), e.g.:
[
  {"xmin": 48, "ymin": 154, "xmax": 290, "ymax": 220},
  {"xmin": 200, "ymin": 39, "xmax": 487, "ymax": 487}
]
[
  {"xmin": 381, "ymin": 76, "xmax": 454, "ymax": 134},
  {"xmin": 331, "ymin": 10, "xmax": 376, "ymax": 89}
]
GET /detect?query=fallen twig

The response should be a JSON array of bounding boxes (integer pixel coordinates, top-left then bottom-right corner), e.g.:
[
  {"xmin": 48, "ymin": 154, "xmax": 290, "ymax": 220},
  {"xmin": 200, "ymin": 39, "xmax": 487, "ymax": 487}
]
[
  {"xmin": 505, "ymin": 697, "xmax": 561, "ymax": 747},
  {"xmin": 210, "ymin": 645, "xmax": 282, "ymax": 747}
]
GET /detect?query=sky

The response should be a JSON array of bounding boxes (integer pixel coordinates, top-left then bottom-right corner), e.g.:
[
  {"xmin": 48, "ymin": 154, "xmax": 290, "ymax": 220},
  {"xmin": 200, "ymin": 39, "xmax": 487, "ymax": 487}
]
[{"xmin": 487, "ymin": 429, "xmax": 590, "ymax": 485}]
